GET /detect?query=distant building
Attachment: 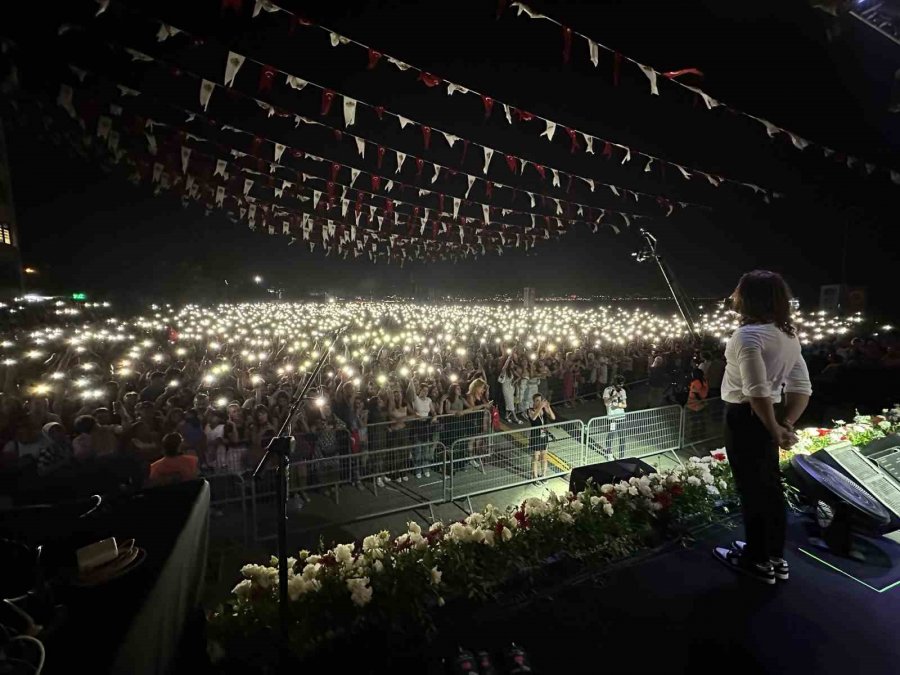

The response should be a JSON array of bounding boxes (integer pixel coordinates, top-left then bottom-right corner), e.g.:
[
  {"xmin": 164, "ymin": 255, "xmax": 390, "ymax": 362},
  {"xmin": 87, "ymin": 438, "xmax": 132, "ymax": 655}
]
[{"xmin": 0, "ymin": 120, "xmax": 22, "ymax": 296}]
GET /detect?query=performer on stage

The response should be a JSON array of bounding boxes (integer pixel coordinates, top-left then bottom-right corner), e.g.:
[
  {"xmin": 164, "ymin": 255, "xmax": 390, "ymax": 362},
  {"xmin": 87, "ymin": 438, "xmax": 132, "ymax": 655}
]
[{"xmin": 714, "ymin": 271, "xmax": 811, "ymax": 584}]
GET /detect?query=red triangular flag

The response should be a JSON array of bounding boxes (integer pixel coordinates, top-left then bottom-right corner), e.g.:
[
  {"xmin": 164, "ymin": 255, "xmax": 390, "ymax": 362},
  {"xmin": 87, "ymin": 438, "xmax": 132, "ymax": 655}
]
[
  {"xmin": 367, "ymin": 49, "xmax": 382, "ymax": 70},
  {"xmin": 482, "ymin": 95, "xmax": 494, "ymax": 119}
]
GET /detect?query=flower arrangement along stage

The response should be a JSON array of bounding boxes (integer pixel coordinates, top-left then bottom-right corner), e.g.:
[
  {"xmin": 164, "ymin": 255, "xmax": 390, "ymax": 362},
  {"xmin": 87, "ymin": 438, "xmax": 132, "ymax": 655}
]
[
  {"xmin": 208, "ymin": 457, "xmax": 736, "ymax": 667},
  {"xmin": 778, "ymin": 409, "xmax": 900, "ymax": 470}
]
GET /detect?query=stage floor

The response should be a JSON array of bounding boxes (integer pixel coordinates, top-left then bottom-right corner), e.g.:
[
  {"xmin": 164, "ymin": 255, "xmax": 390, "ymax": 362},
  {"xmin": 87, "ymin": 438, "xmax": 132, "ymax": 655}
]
[{"xmin": 433, "ymin": 513, "xmax": 900, "ymax": 675}]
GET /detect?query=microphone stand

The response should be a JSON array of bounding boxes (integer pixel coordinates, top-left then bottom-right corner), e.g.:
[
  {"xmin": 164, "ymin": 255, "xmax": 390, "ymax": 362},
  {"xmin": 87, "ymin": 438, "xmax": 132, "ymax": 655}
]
[{"xmin": 252, "ymin": 325, "xmax": 346, "ymax": 644}]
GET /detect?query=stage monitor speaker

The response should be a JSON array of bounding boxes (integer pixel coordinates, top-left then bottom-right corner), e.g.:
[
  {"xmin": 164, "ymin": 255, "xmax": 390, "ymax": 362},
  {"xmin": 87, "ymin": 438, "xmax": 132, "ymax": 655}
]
[{"xmin": 569, "ymin": 458, "xmax": 656, "ymax": 493}]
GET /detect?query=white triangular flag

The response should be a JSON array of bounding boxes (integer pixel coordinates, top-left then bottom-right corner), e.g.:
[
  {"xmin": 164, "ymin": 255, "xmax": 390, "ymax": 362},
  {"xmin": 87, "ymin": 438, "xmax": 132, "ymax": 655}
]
[
  {"xmin": 757, "ymin": 117, "xmax": 780, "ymax": 138},
  {"xmin": 483, "ymin": 147, "xmax": 494, "ymax": 174},
  {"xmin": 540, "ymin": 120, "xmax": 556, "ymax": 141},
  {"xmin": 355, "ymin": 138, "xmax": 365, "ymax": 158},
  {"xmin": 224, "ymin": 52, "xmax": 245, "ymax": 87},
  {"xmin": 387, "ymin": 57, "xmax": 411, "ymax": 71},
  {"xmin": 286, "ymin": 75, "xmax": 307, "ymax": 90},
  {"xmin": 685, "ymin": 85, "xmax": 719, "ymax": 109},
  {"xmin": 465, "ymin": 175, "xmax": 475, "ymax": 198},
  {"xmin": 398, "ymin": 116, "xmax": 412, "ymax": 129},
  {"xmin": 482, "ymin": 204, "xmax": 490, "ymax": 224},
  {"xmin": 395, "ymin": 152, "xmax": 406, "ymax": 173},
  {"xmin": 511, "ymin": 2, "xmax": 547, "ymax": 20},
  {"xmin": 442, "ymin": 132, "xmax": 459, "ymax": 148},
  {"xmin": 675, "ymin": 165, "xmax": 691, "ymax": 180},
  {"xmin": 146, "ymin": 134, "xmax": 157, "ymax": 155},
  {"xmin": 620, "ymin": 147, "xmax": 631, "ymax": 164},
  {"xmin": 453, "ymin": 197, "xmax": 461, "ymax": 218},
  {"xmin": 199, "ymin": 79, "xmax": 214, "ymax": 111},
  {"xmin": 156, "ymin": 24, "xmax": 181, "ymax": 42},
  {"xmin": 503, "ymin": 104, "xmax": 512, "ymax": 124},
  {"xmin": 385, "ymin": 180, "xmax": 394, "ymax": 192},
  {"xmin": 638, "ymin": 65, "xmax": 659, "ymax": 95},
  {"xmin": 181, "ymin": 147, "xmax": 191, "ymax": 174},
  {"xmin": 253, "ymin": 0, "xmax": 279, "ymax": 17},
  {"xmin": 432, "ymin": 165, "xmax": 441, "ymax": 184},
  {"xmin": 342, "ymin": 199, "xmax": 349, "ymax": 217},
  {"xmin": 343, "ymin": 96, "xmax": 357, "ymax": 127},
  {"xmin": 610, "ymin": 185, "xmax": 620, "ymax": 197},
  {"xmin": 274, "ymin": 185, "xmax": 283, "ymax": 198},
  {"xmin": 864, "ymin": 163, "xmax": 875, "ymax": 175},
  {"xmin": 588, "ymin": 39, "xmax": 599, "ymax": 67},
  {"xmin": 446, "ymin": 83, "xmax": 469, "ymax": 96},
  {"xmin": 350, "ymin": 168, "xmax": 360, "ymax": 186},
  {"xmin": 125, "ymin": 48, "xmax": 152, "ymax": 62},
  {"xmin": 313, "ymin": 190, "xmax": 322, "ymax": 208},
  {"xmin": 243, "ymin": 178, "xmax": 253, "ymax": 196},
  {"xmin": 214, "ymin": 159, "xmax": 227, "ymax": 177},
  {"xmin": 551, "ymin": 169, "xmax": 560, "ymax": 187},
  {"xmin": 329, "ymin": 32, "xmax": 349, "ymax": 46},
  {"xmin": 527, "ymin": 191, "xmax": 535, "ymax": 208},
  {"xmin": 554, "ymin": 198, "xmax": 562, "ymax": 215},
  {"xmin": 215, "ymin": 186, "xmax": 225, "ymax": 206},
  {"xmin": 644, "ymin": 158, "xmax": 653, "ymax": 173},
  {"xmin": 584, "ymin": 134, "xmax": 594, "ymax": 154},
  {"xmin": 274, "ymin": 143, "xmax": 285, "ymax": 163},
  {"xmin": 283, "ymin": 221, "xmax": 290, "ymax": 235},
  {"xmin": 789, "ymin": 133, "xmax": 809, "ymax": 150}
]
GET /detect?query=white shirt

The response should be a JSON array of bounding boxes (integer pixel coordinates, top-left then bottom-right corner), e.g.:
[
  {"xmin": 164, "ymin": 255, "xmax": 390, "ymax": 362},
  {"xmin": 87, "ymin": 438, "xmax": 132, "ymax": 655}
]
[
  {"xmin": 603, "ymin": 386, "xmax": 627, "ymax": 416},
  {"xmin": 722, "ymin": 324, "xmax": 812, "ymax": 404},
  {"xmin": 411, "ymin": 394, "xmax": 433, "ymax": 418}
]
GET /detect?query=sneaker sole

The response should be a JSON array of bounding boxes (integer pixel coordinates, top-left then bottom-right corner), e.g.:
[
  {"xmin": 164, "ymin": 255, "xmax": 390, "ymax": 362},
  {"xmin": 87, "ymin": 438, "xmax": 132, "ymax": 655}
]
[
  {"xmin": 712, "ymin": 549, "xmax": 776, "ymax": 585},
  {"xmin": 732, "ymin": 541, "xmax": 789, "ymax": 581}
]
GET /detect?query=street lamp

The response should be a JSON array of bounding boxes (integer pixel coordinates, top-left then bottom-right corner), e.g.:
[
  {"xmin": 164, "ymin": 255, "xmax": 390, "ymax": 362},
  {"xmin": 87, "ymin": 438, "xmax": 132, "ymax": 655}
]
[{"xmin": 253, "ymin": 275, "xmax": 263, "ymax": 284}]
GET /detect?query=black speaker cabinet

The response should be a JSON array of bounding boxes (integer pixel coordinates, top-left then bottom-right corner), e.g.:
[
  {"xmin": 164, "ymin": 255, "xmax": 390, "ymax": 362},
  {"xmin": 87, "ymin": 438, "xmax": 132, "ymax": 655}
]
[{"xmin": 569, "ymin": 458, "xmax": 656, "ymax": 492}]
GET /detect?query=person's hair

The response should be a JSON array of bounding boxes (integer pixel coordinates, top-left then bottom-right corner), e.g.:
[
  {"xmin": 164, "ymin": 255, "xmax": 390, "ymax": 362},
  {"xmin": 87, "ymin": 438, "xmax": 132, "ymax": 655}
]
[
  {"xmin": 532, "ymin": 393, "xmax": 543, "ymax": 402},
  {"xmin": 467, "ymin": 378, "xmax": 486, "ymax": 396},
  {"xmin": 150, "ymin": 371, "xmax": 165, "ymax": 380},
  {"xmin": 614, "ymin": 375, "xmax": 625, "ymax": 386},
  {"xmin": 254, "ymin": 404, "xmax": 269, "ymax": 421},
  {"xmin": 730, "ymin": 270, "xmax": 795, "ymax": 336},
  {"xmin": 73, "ymin": 415, "xmax": 97, "ymax": 435},
  {"xmin": 691, "ymin": 368, "xmax": 706, "ymax": 384},
  {"xmin": 162, "ymin": 432, "xmax": 183, "ymax": 456}
]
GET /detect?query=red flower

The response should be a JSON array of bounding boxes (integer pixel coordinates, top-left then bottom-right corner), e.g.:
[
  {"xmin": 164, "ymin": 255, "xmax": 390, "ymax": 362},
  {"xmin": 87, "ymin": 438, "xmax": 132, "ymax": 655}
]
[
  {"xmin": 817, "ymin": 429, "xmax": 830, "ymax": 437},
  {"xmin": 669, "ymin": 484, "xmax": 684, "ymax": 497},
  {"xmin": 654, "ymin": 492, "xmax": 673, "ymax": 509}
]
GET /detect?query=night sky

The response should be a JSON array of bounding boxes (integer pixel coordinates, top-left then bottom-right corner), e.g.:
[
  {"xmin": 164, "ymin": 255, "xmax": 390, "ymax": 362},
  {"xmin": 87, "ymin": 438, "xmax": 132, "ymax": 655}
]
[{"xmin": 2, "ymin": 0, "xmax": 899, "ymax": 310}]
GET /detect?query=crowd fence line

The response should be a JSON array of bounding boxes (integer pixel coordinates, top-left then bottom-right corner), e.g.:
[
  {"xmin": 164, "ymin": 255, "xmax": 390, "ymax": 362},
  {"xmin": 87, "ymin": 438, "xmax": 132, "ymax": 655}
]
[{"xmin": 218, "ymin": 397, "xmax": 731, "ymax": 545}]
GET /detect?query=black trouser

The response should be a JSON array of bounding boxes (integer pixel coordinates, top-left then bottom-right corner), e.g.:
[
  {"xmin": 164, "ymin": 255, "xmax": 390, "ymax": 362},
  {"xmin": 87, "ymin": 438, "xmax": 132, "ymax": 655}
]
[{"xmin": 725, "ymin": 403, "xmax": 786, "ymax": 564}]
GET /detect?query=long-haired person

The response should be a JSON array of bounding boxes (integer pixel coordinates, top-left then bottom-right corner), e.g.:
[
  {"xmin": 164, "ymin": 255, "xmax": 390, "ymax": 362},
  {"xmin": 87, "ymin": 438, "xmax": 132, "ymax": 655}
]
[{"xmin": 713, "ymin": 271, "xmax": 811, "ymax": 585}]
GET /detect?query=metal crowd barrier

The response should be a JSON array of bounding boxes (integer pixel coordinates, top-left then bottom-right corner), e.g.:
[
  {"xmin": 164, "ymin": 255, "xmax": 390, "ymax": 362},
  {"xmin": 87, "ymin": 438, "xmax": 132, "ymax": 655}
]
[
  {"xmin": 584, "ymin": 404, "xmax": 684, "ymax": 466},
  {"xmin": 203, "ymin": 470, "xmax": 249, "ymax": 546},
  {"xmin": 449, "ymin": 419, "xmax": 585, "ymax": 502},
  {"xmin": 239, "ymin": 400, "xmax": 726, "ymax": 543},
  {"xmin": 680, "ymin": 397, "xmax": 726, "ymax": 450}
]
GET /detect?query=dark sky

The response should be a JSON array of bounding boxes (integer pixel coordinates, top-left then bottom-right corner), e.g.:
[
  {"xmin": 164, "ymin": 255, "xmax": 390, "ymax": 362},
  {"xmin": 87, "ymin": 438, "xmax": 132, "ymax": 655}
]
[{"xmin": 2, "ymin": 0, "xmax": 899, "ymax": 309}]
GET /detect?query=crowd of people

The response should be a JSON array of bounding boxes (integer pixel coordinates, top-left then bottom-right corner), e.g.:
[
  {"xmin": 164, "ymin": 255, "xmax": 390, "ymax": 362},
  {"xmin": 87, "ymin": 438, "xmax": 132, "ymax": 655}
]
[{"xmin": 0, "ymin": 299, "xmax": 870, "ymax": 504}]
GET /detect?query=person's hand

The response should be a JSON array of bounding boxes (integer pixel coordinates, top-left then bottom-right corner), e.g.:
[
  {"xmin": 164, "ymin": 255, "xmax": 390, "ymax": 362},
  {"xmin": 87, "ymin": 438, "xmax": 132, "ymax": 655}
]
[{"xmin": 772, "ymin": 425, "xmax": 798, "ymax": 449}]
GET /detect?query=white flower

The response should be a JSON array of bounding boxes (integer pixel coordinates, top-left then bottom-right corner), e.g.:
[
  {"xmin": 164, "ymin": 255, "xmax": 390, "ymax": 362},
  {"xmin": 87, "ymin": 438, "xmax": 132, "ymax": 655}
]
[
  {"xmin": 559, "ymin": 512, "xmax": 574, "ymax": 524},
  {"xmin": 448, "ymin": 522, "xmax": 470, "ymax": 542},
  {"xmin": 470, "ymin": 528, "xmax": 486, "ymax": 544},
  {"xmin": 301, "ymin": 563, "xmax": 321, "ymax": 580},
  {"xmin": 429, "ymin": 521, "xmax": 443, "ymax": 533},
  {"xmin": 333, "ymin": 543, "xmax": 354, "ymax": 566},
  {"xmin": 603, "ymin": 503, "xmax": 614, "ymax": 517},
  {"xmin": 346, "ymin": 577, "xmax": 373, "ymax": 607},
  {"xmin": 600, "ymin": 483, "xmax": 615, "ymax": 494},
  {"xmin": 437, "ymin": 596, "xmax": 445, "ymax": 607},
  {"xmin": 378, "ymin": 530, "xmax": 391, "ymax": 542},
  {"xmin": 306, "ymin": 555, "xmax": 321, "ymax": 564},
  {"xmin": 590, "ymin": 496, "xmax": 601, "ymax": 506},
  {"xmin": 599, "ymin": 496, "xmax": 609, "ymax": 504},
  {"xmin": 834, "ymin": 420, "xmax": 846, "ymax": 426},
  {"xmin": 407, "ymin": 521, "xmax": 422, "ymax": 536},
  {"xmin": 628, "ymin": 486, "xmax": 639, "ymax": 497},
  {"xmin": 232, "ymin": 579, "xmax": 252, "ymax": 600},
  {"xmin": 501, "ymin": 526, "xmax": 513, "ymax": 542},
  {"xmin": 482, "ymin": 530, "xmax": 495, "ymax": 546},
  {"xmin": 410, "ymin": 532, "xmax": 428, "ymax": 550},
  {"xmin": 373, "ymin": 560, "xmax": 384, "ymax": 573},
  {"xmin": 287, "ymin": 575, "xmax": 318, "ymax": 601},
  {"xmin": 570, "ymin": 500, "xmax": 584, "ymax": 513},
  {"xmin": 701, "ymin": 472, "xmax": 715, "ymax": 485},
  {"xmin": 362, "ymin": 535, "xmax": 381, "ymax": 552},
  {"xmin": 699, "ymin": 456, "xmax": 712, "ymax": 463},
  {"xmin": 395, "ymin": 533, "xmax": 410, "ymax": 547},
  {"xmin": 240, "ymin": 564, "xmax": 278, "ymax": 588},
  {"xmin": 706, "ymin": 485, "xmax": 720, "ymax": 496},
  {"xmin": 719, "ymin": 480, "xmax": 727, "ymax": 489},
  {"xmin": 687, "ymin": 476, "xmax": 702, "ymax": 486},
  {"xmin": 297, "ymin": 549, "xmax": 310, "ymax": 560},
  {"xmin": 650, "ymin": 501, "xmax": 664, "ymax": 512},
  {"xmin": 430, "ymin": 566, "xmax": 442, "ymax": 585},
  {"xmin": 879, "ymin": 420, "xmax": 891, "ymax": 430}
]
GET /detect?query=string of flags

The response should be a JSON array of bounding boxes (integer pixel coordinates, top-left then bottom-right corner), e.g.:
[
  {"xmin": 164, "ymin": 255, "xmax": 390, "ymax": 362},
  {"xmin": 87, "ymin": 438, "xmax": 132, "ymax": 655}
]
[{"xmin": 89, "ymin": 0, "xmax": 776, "ymax": 201}]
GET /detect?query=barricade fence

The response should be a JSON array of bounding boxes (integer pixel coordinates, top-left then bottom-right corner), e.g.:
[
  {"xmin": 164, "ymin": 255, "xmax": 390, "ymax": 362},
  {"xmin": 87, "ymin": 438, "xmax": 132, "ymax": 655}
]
[{"xmin": 229, "ymin": 401, "xmax": 725, "ymax": 543}]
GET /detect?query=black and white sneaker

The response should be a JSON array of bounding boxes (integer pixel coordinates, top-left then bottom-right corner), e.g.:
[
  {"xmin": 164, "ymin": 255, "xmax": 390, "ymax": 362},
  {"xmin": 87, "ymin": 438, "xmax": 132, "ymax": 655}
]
[
  {"xmin": 732, "ymin": 540, "xmax": 789, "ymax": 580},
  {"xmin": 713, "ymin": 547, "xmax": 776, "ymax": 585}
]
